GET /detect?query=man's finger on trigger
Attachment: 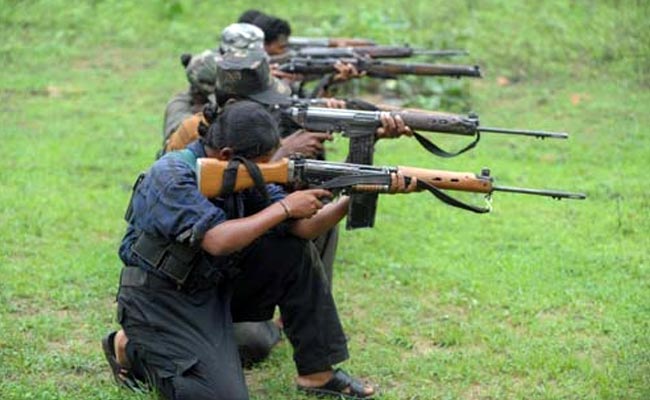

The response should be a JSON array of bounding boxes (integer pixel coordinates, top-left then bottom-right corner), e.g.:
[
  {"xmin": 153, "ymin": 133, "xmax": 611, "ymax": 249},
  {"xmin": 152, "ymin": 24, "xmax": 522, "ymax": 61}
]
[
  {"xmin": 309, "ymin": 141, "xmax": 324, "ymax": 151},
  {"xmin": 313, "ymin": 132, "xmax": 333, "ymax": 141},
  {"xmin": 313, "ymin": 189, "xmax": 332, "ymax": 198}
]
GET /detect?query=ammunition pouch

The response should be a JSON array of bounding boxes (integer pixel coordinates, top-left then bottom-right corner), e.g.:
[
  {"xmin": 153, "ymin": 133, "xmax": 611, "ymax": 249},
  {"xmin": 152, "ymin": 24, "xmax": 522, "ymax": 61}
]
[{"xmin": 132, "ymin": 231, "xmax": 212, "ymax": 288}]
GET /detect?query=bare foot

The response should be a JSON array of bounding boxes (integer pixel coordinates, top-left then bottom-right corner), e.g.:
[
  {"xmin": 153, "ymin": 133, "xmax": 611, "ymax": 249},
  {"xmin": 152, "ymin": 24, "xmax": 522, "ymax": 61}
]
[{"xmin": 114, "ymin": 329, "xmax": 130, "ymax": 368}]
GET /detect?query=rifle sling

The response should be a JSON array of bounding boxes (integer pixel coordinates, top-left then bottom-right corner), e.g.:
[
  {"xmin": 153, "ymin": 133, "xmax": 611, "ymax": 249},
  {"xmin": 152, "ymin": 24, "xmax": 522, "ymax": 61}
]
[
  {"xmin": 317, "ymin": 173, "xmax": 490, "ymax": 214},
  {"xmin": 412, "ymin": 130, "xmax": 481, "ymax": 158},
  {"xmin": 415, "ymin": 180, "xmax": 490, "ymax": 214},
  {"xmin": 221, "ymin": 156, "xmax": 270, "ymax": 203},
  {"xmin": 309, "ymin": 74, "xmax": 334, "ymax": 99}
]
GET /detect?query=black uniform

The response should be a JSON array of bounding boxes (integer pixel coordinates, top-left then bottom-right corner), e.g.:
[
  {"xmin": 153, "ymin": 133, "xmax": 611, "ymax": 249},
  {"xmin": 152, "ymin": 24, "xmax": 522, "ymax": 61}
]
[{"xmin": 116, "ymin": 141, "xmax": 348, "ymax": 399}]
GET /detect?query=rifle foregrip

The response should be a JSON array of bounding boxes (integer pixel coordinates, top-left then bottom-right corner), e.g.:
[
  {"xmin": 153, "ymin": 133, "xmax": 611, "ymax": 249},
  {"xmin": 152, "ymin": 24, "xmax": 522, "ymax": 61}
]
[
  {"xmin": 397, "ymin": 166, "xmax": 492, "ymax": 194},
  {"xmin": 196, "ymin": 158, "xmax": 291, "ymax": 198},
  {"xmin": 370, "ymin": 63, "xmax": 481, "ymax": 78},
  {"xmin": 394, "ymin": 111, "xmax": 477, "ymax": 135}
]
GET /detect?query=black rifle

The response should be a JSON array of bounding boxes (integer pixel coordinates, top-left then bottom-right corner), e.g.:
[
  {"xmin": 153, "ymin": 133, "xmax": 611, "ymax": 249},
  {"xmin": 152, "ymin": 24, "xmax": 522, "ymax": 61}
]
[
  {"xmin": 196, "ymin": 157, "xmax": 586, "ymax": 229},
  {"xmin": 281, "ymin": 105, "xmax": 570, "ymax": 227},
  {"xmin": 283, "ymin": 105, "xmax": 569, "ymax": 161},
  {"xmin": 288, "ymin": 46, "xmax": 468, "ymax": 60},
  {"xmin": 278, "ymin": 56, "xmax": 482, "ymax": 79}
]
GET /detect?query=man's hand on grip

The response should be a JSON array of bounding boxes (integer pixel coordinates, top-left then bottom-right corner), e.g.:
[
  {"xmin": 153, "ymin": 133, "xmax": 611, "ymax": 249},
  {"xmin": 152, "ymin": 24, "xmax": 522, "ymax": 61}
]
[
  {"xmin": 376, "ymin": 112, "xmax": 413, "ymax": 139},
  {"xmin": 281, "ymin": 130, "xmax": 333, "ymax": 158},
  {"xmin": 282, "ymin": 189, "xmax": 333, "ymax": 219}
]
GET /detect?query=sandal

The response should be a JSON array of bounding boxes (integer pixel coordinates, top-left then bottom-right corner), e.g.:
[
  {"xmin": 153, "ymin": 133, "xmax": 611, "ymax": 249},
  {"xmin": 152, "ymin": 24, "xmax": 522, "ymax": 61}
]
[
  {"xmin": 297, "ymin": 368, "xmax": 376, "ymax": 399},
  {"xmin": 101, "ymin": 331, "xmax": 145, "ymax": 392}
]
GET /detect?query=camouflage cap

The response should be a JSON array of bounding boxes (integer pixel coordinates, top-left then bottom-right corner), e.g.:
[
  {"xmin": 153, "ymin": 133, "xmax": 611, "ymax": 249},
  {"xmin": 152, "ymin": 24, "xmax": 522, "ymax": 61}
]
[
  {"xmin": 216, "ymin": 49, "xmax": 291, "ymax": 106},
  {"xmin": 185, "ymin": 50, "xmax": 221, "ymax": 95},
  {"xmin": 219, "ymin": 23, "xmax": 265, "ymax": 55}
]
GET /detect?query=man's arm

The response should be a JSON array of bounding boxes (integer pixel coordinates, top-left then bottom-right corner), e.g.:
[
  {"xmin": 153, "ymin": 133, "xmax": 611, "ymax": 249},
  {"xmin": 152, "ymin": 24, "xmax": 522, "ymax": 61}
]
[
  {"xmin": 272, "ymin": 130, "xmax": 333, "ymax": 160},
  {"xmin": 289, "ymin": 196, "xmax": 349, "ymax": 239},
  {"xmin": 201, "ymin": 189, "xmax": 334, "ymax": 255}
]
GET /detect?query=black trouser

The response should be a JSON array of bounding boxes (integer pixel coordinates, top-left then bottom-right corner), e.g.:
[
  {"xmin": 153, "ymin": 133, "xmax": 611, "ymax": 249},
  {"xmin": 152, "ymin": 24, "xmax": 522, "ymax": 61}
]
[
  {"xmin": 312, "ymin": 225, "xmax": 339, "ymax": 286},
  {"xmin": 117, "ymin": 234, "xmax": 348, "ymax": 400},
  {"xmin": 232, "ymin": 225, "xmax": 340, "ymax": 366}
]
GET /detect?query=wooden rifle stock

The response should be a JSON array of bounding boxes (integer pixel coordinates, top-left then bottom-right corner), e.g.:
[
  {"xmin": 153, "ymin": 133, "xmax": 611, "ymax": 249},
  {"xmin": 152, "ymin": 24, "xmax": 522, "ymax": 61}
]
[{"xmin": 197, "ymin": 158, "xmax": 291, "ymax": 198}]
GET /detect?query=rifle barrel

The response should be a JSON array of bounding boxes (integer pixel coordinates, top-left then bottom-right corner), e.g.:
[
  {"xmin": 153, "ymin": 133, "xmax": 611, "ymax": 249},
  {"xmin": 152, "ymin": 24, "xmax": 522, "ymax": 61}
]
[
  {"xmin": 478, "ymin": 126, "xmax": 568, "ymax": 139},
  {"xmin": 492, "ymin": 185, "xmax": 586, "ymax": 200},
  {"xmin": 415, "ymin": 49, "xmax": 469, "ymax": 57}
]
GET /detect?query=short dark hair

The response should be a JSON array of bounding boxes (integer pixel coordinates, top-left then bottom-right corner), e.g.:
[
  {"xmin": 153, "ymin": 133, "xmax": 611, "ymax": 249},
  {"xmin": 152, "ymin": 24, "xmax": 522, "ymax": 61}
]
[
  {"xmin": 202, "ymin": 100, "xmax": 280, "ymax": 159},
  {"xmin": 251, "ymin": 14, "xmax": 291, "ymax": 44},
  {"xmin": 238, "ymin": 9, "xmax": 264, "ymax": 24}
]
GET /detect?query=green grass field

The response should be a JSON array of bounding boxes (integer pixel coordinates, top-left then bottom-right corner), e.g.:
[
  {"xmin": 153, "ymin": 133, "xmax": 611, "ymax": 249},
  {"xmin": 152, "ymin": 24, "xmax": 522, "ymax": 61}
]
[{"xmin": 1, "ymin": 1, "xmax": 649, "ymax": 399}]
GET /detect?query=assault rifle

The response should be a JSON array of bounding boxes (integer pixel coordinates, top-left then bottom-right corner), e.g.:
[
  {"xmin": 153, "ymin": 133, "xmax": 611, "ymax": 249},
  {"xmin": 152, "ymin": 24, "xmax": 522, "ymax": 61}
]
[
  {"xmin": 196, "ymin": 157, "xmax": 586, "ymax": 229},
  {"xmin": 288, "ymin": 36, "xmax": 376, "ymax": 49},
  {"xmin": 282, "ymin": 105, "xmax": 570, "ymax": 228},
  {"xmin": 283, "ymin": 105, "xmax": 569, "ymax": 162},
  {"xmin": 299, "ymin": 46, "xmax": 468, "ymax": 59},
  {"xmin": 271, "ymin": 46, "xmax": 468, "ymax": 64},
  {"xmin": 278, "ymin": 57, "xmax": 482, "ymax": 79}
]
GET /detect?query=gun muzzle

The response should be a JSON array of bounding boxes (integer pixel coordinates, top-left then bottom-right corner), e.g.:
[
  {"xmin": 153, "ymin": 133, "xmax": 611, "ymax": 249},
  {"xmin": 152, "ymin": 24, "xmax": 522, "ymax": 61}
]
[
  {"xmin": 478, "ymin": 127, "xmax": 569, "ymax": 139},
  {"xmin": 492, "ymin": 185, "xmax": 587, "ymax": 200}
]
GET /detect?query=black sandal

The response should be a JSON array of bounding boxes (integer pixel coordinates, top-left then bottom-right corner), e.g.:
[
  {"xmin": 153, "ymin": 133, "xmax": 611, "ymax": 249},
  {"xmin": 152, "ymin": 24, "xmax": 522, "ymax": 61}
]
[
  {"xmin": 297, "ymin": 368, "xmax": 376, "ymax": 399},
  {"xmin": 101, "ymin": 331, "xmax": 145, "ymax": 392}
]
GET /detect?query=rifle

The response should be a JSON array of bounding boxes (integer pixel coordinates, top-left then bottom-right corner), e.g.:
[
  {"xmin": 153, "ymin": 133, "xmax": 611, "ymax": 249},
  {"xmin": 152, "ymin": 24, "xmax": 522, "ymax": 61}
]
[
  {"xmin": 289, "ymin": 46, "xmax": 468, "ymax": 60},
  {"xmin": 196, "ymin": 157, "xmax": 586, "ymax": 229},
  {"xmin": 283, "ymin": 105, "xmax": 569, "ymax": 161},
  {"xmin": 282, "ymin": 105, "xmax": 569, "ymax": 228},
  {"xmin": 278, "ymin": 57, "xmax": 482, "ymax": 79},
  {"xmin": 288, "ymin": 36, "xmax": 376, "ymax": 49}
]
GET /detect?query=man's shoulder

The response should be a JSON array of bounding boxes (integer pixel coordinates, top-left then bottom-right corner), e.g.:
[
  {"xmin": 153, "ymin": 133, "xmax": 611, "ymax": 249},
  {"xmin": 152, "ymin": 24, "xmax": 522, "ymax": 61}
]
[
  {"xmin": 168, "ymin": 90, "xmax": 193, "ymax": 102},
  {"xmin": 165, "ymin": 91, "xmax": 193, "ymax": 111},
  {"xmin": 149, "ymin": 151, "xmax": 197, "ymax": 180}
]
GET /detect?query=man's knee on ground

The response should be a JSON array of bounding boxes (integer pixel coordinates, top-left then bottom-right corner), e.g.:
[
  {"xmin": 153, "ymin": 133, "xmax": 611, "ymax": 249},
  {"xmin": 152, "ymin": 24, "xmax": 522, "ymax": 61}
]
[
  {"xmin": 234, "ymin": 321, "xmax": 281, "ymax": 367},
  {"xmin": 169, "ymin": 378, "xmax": 248, "ymax": 400}
]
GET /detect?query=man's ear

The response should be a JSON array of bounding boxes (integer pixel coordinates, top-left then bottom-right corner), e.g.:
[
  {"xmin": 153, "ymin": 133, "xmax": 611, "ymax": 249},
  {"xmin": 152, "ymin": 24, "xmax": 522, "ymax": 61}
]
[{"xmin": 217, "ymin": 147, "xmax": 233, "ymax": 160}]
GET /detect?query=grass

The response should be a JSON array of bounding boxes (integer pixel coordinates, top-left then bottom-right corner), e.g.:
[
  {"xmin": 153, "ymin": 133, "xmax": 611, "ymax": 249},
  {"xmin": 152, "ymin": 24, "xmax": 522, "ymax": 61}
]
[{"xmin": 1, "ymin": 0, "xmax": 649, "ymax": 399}]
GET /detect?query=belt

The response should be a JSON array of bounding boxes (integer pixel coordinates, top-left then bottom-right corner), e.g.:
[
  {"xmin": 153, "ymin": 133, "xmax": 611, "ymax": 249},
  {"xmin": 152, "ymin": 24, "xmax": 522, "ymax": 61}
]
[{"xmin": 120, "ymin": 265, "xmax": 221, "ymax": 292}]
